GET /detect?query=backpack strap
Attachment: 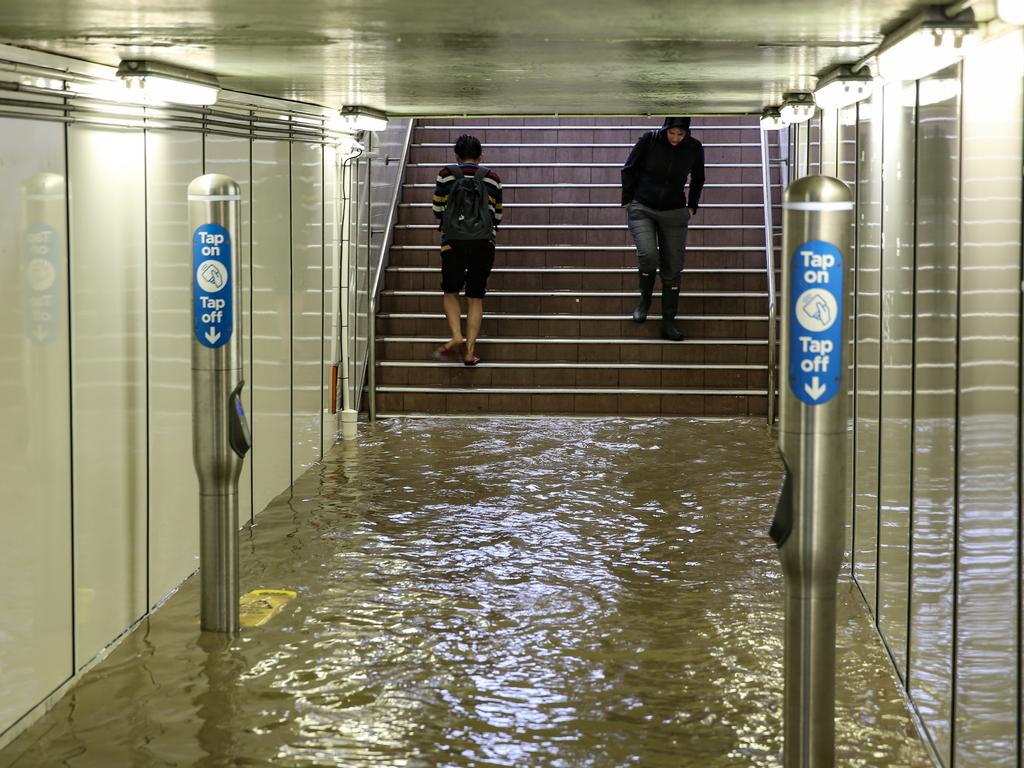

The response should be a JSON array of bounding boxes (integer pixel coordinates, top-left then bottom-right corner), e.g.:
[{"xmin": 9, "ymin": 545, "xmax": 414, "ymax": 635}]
[
  {"xmin": 446, "ymin": 163, "xmax": 464, "ymax": 179},
  {"xmin": 473, "ymin": 165, "xmax": 489, "ymax": 180}
]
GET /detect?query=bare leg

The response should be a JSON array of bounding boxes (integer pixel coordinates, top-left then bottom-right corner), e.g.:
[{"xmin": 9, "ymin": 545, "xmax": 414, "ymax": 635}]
[
  {"xmin": 442, "ymin": 292, "xmax": 464, "ymax": 349},
  {"xmin": 464, "ymin": 297, "xmax": 484, "ymax": 360}
]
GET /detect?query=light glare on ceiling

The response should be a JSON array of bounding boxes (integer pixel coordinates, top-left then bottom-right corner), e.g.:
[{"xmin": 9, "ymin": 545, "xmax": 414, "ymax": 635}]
[
  {"xmin": 340, "ymin": 105, "xmax": 388, "ymax": 132},
  {"xmin": 760, "ymin": 107, "xmax": 787, "ymax": 130},
  {"xmin": 813, "ymin": 67, "xmax": 875, "ymax": 110},
  {"xmin": 875, "ymin": 12, "xmax": 979, "ymax": 82},
  {"xmin": 780, "ymin": 93, "xmax": 816, "ymax": 124},
  {"xmin": 115, "ymin": 60, "xmax": 220, "ymax": 105}
]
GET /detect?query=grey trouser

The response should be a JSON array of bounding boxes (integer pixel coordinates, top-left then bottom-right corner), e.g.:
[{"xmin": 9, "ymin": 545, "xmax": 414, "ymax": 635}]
[{"xmin": 626, "ymin": 201, "xmax": 690, "ymax": 282}]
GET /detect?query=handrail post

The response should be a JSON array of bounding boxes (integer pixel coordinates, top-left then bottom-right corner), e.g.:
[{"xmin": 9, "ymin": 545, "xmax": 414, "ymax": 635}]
[
  {"xmin": 368, "ymin": 295, "xmax": 377, "ymax": 421},
  {"xmin": 760, "ymin": 128, "xmax": 778, "ymax": 425}
]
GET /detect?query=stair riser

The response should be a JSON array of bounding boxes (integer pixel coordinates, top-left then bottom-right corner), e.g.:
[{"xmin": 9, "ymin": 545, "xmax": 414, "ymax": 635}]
[
  {"xmin": 384, "ymin": 271, "xmax": 768, "ymax": 292},
  {"xmin": 388, "ymin": 249, "xmax": 777, "ymax": 271},
  {"xmin": 409, "ymin": 145, "xmax": 765, "ymax": 166},
  {"xmin": 378, "ymin": 316, "xmax": 767, "ymax": 340},
  {"xmin": 379, "ymin": 294, "xmax": 767, "ymax": 317},
  {"xmin": 397, "ymin": 205, "xmax": 777, "ymax": 227},
  {"xmin": 376, "ymin": 390, "xmax": 768, "ymax": 417},
  {"xmin": 404, "ymin": 165, "xmax": 778, "ymax": 186},
  {"xmin": 393, "ymin": 228, "xmax": 770, "ymax": 248},
  {"xmin": 377, "ymin": 365, "xmax": 767, "ymax": 390},
  {"xmin": 379, "ymin": 340, "xmax": 768, "ymax": 365},
  {"xmin": 404, "ymin": 186, "xmax": 780, "ymax": 206}
]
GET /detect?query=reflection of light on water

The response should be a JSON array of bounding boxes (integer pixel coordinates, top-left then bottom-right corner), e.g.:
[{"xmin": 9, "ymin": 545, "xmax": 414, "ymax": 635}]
[{"xmin": 2, "ymin": 418, "xmax": 933, "ymax": 767}]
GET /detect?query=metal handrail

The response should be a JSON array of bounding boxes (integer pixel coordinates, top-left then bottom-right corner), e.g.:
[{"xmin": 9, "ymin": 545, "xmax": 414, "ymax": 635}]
[
  {"xmin": 760, "ymin": 128, "xmax": 778, "ymax": 426},
  {"xmin": 366, "ymin": 120, "xmax": 415, "ymax": 422}
]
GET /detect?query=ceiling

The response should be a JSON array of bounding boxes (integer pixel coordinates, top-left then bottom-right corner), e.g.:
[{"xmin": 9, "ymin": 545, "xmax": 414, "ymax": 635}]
[{"xmin": 0, "ymin": 0, "xmax": 955, "ymax": 115}]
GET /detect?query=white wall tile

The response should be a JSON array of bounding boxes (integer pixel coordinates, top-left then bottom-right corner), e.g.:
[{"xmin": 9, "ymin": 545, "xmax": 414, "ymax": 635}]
[
  {"xmin": 146, "ymin": 130, "xmax": 203, "ymax": 606},
  {"xmin": 292, "ymin": 143, "xmax": 324, "ymax": 477},
  {"xmin": 251, "ymin": 140, "xmax": 293, "ymax": 512},
  {"xmin": 0, "ymin": 118, "xmax": 73, "ymax": 735},
  {"xmin": 69, "ymin": 125, "xmax": 148, "ymax": 666}
]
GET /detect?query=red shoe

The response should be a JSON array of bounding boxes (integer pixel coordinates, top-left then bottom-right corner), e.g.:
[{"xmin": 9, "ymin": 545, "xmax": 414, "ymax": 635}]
[{"xmin": 432, "ymin": 343, "xmax": 463, "ymax": 362}]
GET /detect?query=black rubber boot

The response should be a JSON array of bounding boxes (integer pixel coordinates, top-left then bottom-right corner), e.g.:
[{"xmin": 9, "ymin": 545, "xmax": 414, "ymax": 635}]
[
  {"xmin": 660, "ymin": 282, "xmax": 683, "ymax": 341},
  {"xmin": 632, "ymin": 271, "xmax": 657, "ymax": 323}
]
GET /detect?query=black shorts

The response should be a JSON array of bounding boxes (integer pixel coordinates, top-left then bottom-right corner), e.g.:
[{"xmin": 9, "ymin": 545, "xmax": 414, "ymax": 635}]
[{"xmin": 440, "ymin": 239, "xmax": 495, "ymax": 299}]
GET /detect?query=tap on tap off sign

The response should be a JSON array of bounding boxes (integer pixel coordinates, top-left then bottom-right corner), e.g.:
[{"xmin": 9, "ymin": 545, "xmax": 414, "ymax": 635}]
[
  {"xmin": 193, "ymin": 224, "xmax": 233, "ymax": 348},
  {"xmin": 789, "ymin": 240, "xmax": 843, "ymax": 405}
]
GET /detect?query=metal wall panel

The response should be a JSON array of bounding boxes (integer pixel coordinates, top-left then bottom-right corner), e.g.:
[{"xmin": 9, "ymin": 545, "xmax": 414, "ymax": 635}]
[
  {"xmin": 877, "ymin": 81, "xmax": 916, "ymax": 678},
  {"xmin": 910, "ymin": 62, "xmax": 961, "ymax": 767},
  {"xmin": 853, "ymin": 90, "xmax": 883, "ymax": 612},
  {"xmin": 204, "ymin": 134, "xmax": 254, "ymax": 522},
  {"xmin": 68, "ymin": 125, "xmax": 148, "ymax": 665},
  {"xmin": 146, "ymin": 130, "xmax": 203, "ymax": 606},
  {"xmin": 323, "ymin": 144, "xmax": 340, "ymax": 453},
  {"xmin": 795, "ymin": 121, "xmax": 809, "ymax": 179},
  {"xmin": 291, "ymin": 142, "xmax": 324, "ymax": 477},
  {"xmin": 808, "ymin": 112, "xmax": 821, "ymax": 175},
  {"xmin": 251, "ymin": 140, "xmax": 293, "ymax": 513},
  {"xmin": 0, "ymin": 118, "xmax": 72, "ymax": 736},
  {"xmin": 955, "ymin": 31, "xmax": 1022, "ymax": 766},
  {"xmin": 838, "ymin": 105, "xmax": 858, "ymax": 567},
  {"xmin": 820, "ymin": 108, "xmax": 838, "ymax": 178}
]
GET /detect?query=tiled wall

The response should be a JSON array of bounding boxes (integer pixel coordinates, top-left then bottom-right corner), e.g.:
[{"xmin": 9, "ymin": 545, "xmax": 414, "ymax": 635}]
[
  {"xmin": 0, "ymin": 117, "xmax": 350, "ymax": 743},
  {"xmin": 794, "ymin": 30, "xmax": 1024, "ymax": 768}
]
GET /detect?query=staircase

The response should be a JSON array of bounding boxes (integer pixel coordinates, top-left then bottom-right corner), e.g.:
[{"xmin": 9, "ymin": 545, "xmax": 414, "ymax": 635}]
[{"xmin": 375, "ymin": 117, "xmax": 778, "ymax": 417}]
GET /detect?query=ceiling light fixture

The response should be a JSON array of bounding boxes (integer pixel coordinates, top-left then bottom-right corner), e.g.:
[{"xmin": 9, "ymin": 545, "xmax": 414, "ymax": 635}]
[
  {"xmin": 115, "ymin": 60, "xmax": 220, "ymax": 106},
  {"xmin": 340, "ymin": 105, "xmax": 389, "ymax": 132},
  {"xmin": 813, "ymin": 65, "xmax": 876, "ymax": 110},
  {"xmin": 760, "ymin": 107, "xmax": 788, "ymax": 130},
  {"xmin": 874, "ymin": 9, "xmax": 979, "ymax": 82},
  {"xmin": 779, "ymin": 92, "xmax": 816, "ymax": 124}
]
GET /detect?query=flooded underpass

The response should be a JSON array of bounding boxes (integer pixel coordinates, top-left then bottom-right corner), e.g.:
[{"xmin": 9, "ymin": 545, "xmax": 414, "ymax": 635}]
[{"xmin": 0, "ymin": 418, "xmax": 930, "ymax": 767}]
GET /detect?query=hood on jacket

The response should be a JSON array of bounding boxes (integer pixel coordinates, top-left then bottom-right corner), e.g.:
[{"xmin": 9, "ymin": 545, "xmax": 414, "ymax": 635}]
[{"xmin": 661, "ymin": 116, "xmax": 691, "ymax": 133}]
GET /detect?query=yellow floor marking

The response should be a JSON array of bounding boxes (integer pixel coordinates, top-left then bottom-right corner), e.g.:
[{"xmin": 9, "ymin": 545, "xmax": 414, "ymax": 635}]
[{"xmin": 239, "ymin": 589, "xmax": 297, "ymax": 628}]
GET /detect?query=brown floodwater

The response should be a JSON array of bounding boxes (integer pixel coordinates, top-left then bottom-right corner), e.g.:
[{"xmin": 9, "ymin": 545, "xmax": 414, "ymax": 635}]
[{"xmin": 1, "ymin": 418, "xmax": 930, "ymax": 767}]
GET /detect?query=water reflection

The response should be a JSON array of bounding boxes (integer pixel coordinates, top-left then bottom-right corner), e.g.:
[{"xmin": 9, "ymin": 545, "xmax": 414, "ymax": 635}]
[{"xmin": 1, "ymin": 419, "xmax": 929, "ymax": 767}]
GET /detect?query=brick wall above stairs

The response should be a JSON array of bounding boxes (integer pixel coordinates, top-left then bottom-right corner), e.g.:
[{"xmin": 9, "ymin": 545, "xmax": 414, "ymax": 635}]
[{"xmin": 375, "ymin": 116, "xmax": 779, "ymax": 417}]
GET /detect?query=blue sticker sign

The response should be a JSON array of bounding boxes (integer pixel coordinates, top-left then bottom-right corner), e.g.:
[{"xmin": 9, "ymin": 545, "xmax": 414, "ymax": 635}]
[
  {"xmin": 193, "ymin": 224, "xmax": 232, "ymax": 348},
  {"xmin": 789, "ymin": 240, "xmax": 843, "ymax": 405},
  {"xmin": 24, "ymin": 223, "xmax": 61, "ymax": 345}
]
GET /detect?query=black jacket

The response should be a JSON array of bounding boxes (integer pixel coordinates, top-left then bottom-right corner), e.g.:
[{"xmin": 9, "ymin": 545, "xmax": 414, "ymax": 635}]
[{"xmin": 620, "ymin": 129, "xmax": 705, "ymax": 211}]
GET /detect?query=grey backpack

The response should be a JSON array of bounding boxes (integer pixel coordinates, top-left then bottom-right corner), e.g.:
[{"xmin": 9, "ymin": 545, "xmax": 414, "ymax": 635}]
[{"xmin": 441, "ymin": 165, "xmax": 493, "ymax": 240}]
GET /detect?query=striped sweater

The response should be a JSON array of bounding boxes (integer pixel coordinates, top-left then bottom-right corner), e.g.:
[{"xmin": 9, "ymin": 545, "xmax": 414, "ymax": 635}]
[{"xmin": 432, "ymin": 162, "xmax": 503, "ymax": 244}]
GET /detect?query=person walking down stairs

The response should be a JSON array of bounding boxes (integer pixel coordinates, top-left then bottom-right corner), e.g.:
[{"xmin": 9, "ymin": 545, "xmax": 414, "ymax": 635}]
[
  {"xmin": 430, "ymin": 134, "xmax": 503, "ymax": 366},
  {"xmin": 621, "ymin": 116, "xmax": 705, "ymax": 341}
]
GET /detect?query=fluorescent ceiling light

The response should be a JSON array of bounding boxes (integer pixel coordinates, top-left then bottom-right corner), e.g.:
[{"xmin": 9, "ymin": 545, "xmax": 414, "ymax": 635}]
[
  {"xmin": 813, "ymin": 66, "xmax": 875, "ymax": 110},
  {"xmin": 760, "ymin": 107, "xmax": 787, "ymax": 130},
  {"xmin": 997, "ymin": 0, "xmax": 1024, "ymax": 25},
  {"xmin": 340, "ymin": 105, "xmax": 389, "ymax": 132},
  {"xmin": 116, "ymin": 60, "xmax": 220, "ymax": 106},
  {"xmin": 779, "ymin": 92, "xmax": 816, "ymax": 124},
  {"xmin": 875, "ymin": 10, "xmax": 979, "ymax": 82}
]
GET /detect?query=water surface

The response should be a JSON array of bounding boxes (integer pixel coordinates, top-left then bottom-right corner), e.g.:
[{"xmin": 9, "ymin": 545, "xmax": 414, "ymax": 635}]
[{"xmin": 1, "ymin": 418, "xmax": 930, "ymax": 767}]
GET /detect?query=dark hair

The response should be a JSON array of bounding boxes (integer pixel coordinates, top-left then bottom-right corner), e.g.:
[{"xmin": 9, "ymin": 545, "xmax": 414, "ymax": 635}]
[{"xmin": 454, "ymin": 134, "xmax": 483, "ymax": 160}]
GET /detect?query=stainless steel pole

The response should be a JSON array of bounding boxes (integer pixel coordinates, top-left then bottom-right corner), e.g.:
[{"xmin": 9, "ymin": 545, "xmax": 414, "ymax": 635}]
[
  {"xmin": 189, "ymin": 174, "xmax": 250, "ymax": 634},
  {"xmin": 771, "ymin": 174, "xmax": 853, "ymax": 767}
]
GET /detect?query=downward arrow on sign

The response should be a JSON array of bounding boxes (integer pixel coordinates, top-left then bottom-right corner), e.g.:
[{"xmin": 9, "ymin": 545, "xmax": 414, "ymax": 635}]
[
  {"xmin": 205, "ymin": 327, "xmax": 221, "ymax": 344},
  {"xmin": 804, "ymin": 376, "xmax": 826, "ymax": 400}
]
